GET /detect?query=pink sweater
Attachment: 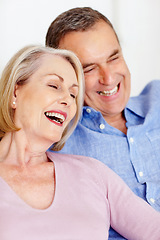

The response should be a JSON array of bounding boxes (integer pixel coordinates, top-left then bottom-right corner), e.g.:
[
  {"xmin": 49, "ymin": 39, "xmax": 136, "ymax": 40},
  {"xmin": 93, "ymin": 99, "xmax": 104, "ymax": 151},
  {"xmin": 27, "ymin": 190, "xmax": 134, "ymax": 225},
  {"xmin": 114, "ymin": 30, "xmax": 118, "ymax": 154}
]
[{"xmin": 0, "ymin": 151, "xmax": 160, "ymax": 240}]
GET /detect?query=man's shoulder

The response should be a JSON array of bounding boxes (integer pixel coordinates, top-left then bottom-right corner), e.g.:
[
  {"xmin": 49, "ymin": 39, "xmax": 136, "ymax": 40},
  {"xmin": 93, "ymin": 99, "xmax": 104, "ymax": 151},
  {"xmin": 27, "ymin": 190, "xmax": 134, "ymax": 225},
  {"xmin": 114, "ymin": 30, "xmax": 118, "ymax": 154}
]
[
  {"xmin": 130, "ymin": 80, "xmax": 160, "ymax": 104},
  {"xmin": 127, "ymin": 80, "xmax": 160, "ymax": 117},
  {"xmin": 139, "ymin": 80, "xmax": 160, "ymax": 97}
]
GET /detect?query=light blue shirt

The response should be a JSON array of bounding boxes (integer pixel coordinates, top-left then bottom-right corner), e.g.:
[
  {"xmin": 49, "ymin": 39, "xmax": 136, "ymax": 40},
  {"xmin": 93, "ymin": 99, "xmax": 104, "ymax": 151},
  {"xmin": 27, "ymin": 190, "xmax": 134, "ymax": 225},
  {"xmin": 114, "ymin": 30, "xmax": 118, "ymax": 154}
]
[{"xmin": 52, "ymin": 80, "xmax": 160, "ymax": 239}]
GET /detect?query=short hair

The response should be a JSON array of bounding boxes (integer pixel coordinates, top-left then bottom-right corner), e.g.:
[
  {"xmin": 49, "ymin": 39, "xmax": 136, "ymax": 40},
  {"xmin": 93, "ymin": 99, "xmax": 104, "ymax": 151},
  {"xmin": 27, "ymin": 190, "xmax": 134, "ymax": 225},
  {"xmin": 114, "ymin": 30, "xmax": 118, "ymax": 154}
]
[
  {"xmin": 0, "ymin": 45, "xmax": 84, "ymax": 150},
  {"xmin": 46, "ymin": 7, "xmax": 119, "ymax": 48}
]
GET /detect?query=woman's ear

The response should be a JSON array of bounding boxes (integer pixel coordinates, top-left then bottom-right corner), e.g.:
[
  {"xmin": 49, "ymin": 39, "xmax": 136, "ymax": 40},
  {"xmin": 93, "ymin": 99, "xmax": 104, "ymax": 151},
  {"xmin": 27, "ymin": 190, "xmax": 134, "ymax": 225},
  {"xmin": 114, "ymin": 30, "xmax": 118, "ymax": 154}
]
[
  {"xmin": 11, "ymin": 96, "xmax": 16, "ymax": 109},
  {"xmin": 11, "ymin": 84, "xmax": 18, "ymax": 109}
]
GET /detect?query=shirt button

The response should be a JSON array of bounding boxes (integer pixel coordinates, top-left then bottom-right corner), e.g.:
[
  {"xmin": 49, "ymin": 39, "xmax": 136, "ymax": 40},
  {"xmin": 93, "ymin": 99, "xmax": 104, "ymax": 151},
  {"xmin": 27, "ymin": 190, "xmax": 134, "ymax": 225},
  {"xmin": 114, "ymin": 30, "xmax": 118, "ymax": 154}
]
[
  {"xmin": 129, "ymin": 137, "xmax": 134, "ymax": 143},
  {"xmin": 86, "ymin": 108, "xmax": 91, "ymax": 113},
  {"xmin": 99, "ymin": 123, "xmax": 105, "ymax": 130},
  {"xmin": 150, "ymin": 198, "xmax": 155, "ymax": 204},
  {"xmin": 139, "ymin": 171, "xmax": 143, "ymax": 177}
]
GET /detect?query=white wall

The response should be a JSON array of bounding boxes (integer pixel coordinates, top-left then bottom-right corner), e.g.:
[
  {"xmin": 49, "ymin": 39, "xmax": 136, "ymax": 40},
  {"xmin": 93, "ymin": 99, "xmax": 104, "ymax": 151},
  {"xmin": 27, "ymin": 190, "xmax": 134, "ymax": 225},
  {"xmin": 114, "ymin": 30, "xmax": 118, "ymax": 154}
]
[
  {"xmin": 114, "ymin": 0, "xmax": 160, "ymax": 96},
  {"xmin": 0, "ymin": 0, "xmax": 160, "ymax": 96}
]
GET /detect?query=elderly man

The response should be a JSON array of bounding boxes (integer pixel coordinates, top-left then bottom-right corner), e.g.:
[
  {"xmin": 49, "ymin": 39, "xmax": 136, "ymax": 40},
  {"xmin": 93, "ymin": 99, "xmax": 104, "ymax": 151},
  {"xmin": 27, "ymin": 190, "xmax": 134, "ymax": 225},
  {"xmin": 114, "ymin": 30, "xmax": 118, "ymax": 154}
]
[{"xmin": 46, "ymin": 7, "xmax": 160, "ymax": 239}]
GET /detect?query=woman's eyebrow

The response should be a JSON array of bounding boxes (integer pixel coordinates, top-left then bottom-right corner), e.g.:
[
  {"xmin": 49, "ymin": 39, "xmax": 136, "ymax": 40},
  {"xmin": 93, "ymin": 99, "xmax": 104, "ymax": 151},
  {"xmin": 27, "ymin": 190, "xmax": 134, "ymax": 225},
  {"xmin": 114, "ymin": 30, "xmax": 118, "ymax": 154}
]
[
  {"xmin": 47, "ymin": 73, "xmax": 64, "ymax": 81},
  {"xmin": 71, "ymin": 83, "xmax": 79, "ymax": 88},
  {"xmin": 47, "ymin": 73, "xmax": 79, "ymax": 88}
]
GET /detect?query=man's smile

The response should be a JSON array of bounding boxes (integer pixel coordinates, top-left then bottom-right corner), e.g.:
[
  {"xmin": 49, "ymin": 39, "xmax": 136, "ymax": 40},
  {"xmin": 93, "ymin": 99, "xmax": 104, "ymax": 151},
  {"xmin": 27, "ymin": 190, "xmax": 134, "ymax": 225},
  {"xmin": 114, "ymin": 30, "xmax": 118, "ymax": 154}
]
[{"xmin": 97, "ymin": 84, "xmax": 119, "ymax": 96}]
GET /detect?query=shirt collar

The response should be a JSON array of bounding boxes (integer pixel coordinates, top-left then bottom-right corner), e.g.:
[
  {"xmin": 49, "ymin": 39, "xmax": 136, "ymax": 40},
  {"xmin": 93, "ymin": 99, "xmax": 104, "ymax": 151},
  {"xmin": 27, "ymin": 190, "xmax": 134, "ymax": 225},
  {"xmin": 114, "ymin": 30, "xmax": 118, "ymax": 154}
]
[
  {"xmin": 125, "ymin": 95, "xmax": 146, "ymax": 119},
  {"xmin": 81, "ymin": 96, "xmax": 145, "ymax": 122},
  {"xmin": 81, "ymin": 97, "xmax": 145, "ymax": 129}
]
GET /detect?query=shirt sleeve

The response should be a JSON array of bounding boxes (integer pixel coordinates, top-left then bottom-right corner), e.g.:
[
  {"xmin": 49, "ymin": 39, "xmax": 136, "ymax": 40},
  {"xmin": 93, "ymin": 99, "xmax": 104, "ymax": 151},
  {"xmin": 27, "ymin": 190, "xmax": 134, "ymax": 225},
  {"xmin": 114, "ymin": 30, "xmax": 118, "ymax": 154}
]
[{"xmin": 96, "ymin": 161, "xmax": 160, "ymax": 240}]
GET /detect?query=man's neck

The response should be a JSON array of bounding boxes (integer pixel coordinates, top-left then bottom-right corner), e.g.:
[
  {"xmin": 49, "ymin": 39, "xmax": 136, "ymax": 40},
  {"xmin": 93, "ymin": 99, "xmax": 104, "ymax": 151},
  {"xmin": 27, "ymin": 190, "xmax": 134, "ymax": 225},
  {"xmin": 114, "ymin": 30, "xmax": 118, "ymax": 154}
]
[{"xmin": 104, "ymin": 113, "xmax": 127, "ymax": 134}]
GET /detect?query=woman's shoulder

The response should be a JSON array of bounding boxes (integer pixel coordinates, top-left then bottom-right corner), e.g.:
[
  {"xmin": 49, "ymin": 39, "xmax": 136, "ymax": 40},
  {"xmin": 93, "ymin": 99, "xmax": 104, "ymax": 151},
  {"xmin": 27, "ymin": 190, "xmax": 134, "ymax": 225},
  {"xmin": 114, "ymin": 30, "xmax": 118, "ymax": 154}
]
[
  {"xmin": 47, "ymin": 150, "xmax": 104, "ymax": 169},
  {"xmin": 47, "ymin": 150, "xmax": 118, "ymax": 186}
]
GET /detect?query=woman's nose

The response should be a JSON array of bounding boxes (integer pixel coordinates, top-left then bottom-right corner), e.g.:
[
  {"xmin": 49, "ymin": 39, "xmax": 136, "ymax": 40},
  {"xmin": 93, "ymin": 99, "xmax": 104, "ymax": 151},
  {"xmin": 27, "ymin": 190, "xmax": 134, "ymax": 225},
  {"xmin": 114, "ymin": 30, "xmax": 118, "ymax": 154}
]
[{"xmin": 58, "ymin": 92, "xmax": 73, "ymax": 106}]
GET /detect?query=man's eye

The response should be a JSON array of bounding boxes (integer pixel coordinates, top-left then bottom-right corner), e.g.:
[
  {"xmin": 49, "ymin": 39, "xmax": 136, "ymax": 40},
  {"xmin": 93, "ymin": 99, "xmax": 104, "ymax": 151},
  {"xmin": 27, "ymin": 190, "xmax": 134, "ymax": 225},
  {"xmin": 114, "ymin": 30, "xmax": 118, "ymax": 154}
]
[
  {"xmin": 84, "ymin": 66, "xmax": 95, "ymax": 74},
  {"xmin": 84, "ymin": 69, "xmax": 92, "ymax": 73},
  {"xmin": 109, "ymin": 55, "xmax": 119, "ymax": 62}
]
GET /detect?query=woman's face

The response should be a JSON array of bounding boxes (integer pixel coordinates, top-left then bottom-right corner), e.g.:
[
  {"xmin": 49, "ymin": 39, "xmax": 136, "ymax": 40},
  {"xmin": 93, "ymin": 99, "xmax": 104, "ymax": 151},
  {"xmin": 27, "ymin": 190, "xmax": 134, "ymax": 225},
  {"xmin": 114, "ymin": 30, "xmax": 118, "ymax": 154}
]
[{"xmin": 13, "ymin": 54, "xmax": 79, "ymax": 144}]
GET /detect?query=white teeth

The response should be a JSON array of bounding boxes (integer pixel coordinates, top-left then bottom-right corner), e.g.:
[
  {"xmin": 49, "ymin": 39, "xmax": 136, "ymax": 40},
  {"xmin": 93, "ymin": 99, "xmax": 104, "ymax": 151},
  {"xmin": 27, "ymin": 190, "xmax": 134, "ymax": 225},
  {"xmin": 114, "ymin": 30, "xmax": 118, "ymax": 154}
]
[
  {"xmin": 45, "ymin": 112, "xmax": 65, "ymax": 122},
  {"xmin": 99, "ymin": 86, "xmax": 118, "ymax": 96}
]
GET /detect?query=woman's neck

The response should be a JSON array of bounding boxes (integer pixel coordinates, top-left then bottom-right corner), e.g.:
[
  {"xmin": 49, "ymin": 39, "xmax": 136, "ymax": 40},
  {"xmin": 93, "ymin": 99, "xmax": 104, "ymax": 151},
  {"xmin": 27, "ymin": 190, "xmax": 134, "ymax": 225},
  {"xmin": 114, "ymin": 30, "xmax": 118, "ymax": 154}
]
[{"xmin": 0, "ymin": 131, "xmax": 51, "ymax": 167}]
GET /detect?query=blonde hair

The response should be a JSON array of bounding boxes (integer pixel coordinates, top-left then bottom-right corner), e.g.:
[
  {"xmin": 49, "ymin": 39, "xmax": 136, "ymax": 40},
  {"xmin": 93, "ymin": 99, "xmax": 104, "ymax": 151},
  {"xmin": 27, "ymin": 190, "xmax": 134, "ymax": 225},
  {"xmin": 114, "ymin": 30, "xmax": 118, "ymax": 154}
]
[{"xmin": 0, "ymin": 45, "xmax": 84, "ymax": 150}]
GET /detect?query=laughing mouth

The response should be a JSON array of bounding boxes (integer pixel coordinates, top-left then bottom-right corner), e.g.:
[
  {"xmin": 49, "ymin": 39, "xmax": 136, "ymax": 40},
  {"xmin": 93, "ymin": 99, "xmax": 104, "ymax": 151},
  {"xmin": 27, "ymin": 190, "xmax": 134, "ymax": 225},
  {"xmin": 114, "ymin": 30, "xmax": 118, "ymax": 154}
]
[
  {"xmin": 45, "ymin": 112, "xmax": 66, "ymax": 124},
  {"xmin": 97, "ymin": 85, "xmax": 118, "ymax": 96}
]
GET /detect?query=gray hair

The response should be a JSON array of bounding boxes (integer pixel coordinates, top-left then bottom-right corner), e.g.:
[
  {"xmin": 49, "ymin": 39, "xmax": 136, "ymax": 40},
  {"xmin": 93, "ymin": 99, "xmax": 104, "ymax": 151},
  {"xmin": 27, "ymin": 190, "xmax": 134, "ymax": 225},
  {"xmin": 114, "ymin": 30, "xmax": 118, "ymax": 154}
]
[{"xmin": 46, "ymin": 7, "xmax": 119, "ymax": 48}]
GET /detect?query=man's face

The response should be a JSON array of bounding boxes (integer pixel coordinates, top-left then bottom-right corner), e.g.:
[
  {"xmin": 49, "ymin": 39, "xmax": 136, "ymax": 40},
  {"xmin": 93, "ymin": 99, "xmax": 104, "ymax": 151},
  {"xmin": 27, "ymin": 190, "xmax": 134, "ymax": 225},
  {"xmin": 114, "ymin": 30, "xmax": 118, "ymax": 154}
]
[{"xmin": 59, "ymin": 20, "xmax": 131, "ymax": 122}]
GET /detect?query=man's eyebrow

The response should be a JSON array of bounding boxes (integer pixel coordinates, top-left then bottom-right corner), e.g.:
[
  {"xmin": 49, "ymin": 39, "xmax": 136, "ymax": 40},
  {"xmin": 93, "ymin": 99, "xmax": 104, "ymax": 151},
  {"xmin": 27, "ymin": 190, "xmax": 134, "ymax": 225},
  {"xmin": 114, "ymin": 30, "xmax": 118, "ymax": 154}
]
[
  {"xmin": 82, "ymin": 63, "xmax": 95, "ymax": 69},
  {"xmin": 110, "ymin": 49, "xmax": 120, "ymax": 58},
  {"xmin": 82, "ymin": 49, "xmax": 120, "ymax": 69}
]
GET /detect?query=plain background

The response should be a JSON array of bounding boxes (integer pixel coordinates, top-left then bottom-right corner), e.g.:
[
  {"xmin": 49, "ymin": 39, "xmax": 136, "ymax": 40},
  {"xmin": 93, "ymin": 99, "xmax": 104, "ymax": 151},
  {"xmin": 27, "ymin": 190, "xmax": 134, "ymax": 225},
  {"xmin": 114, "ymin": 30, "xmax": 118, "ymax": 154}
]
[{"xmin": 0, "ymin": 0, "xmax": 160, "ymax": 96}]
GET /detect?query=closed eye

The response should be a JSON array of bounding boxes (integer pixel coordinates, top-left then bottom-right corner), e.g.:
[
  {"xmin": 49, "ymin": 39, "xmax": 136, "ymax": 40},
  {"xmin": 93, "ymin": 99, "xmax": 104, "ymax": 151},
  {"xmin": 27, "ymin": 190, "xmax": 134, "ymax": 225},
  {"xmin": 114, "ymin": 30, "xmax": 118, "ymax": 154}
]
[
  {"xmin": 49, "ymin": 85, "xmax": 58, "ymax": 89},
  {"xmin": 108, "ymin": 54, "xmax": 119, "ymax": 62},
  {"xmin": 70, "ymin": 93, "xmax": 76, "ymax": 99},
  {"xmin": 83, "ymin": 65, "xmax": 97, "ymax": 74}
]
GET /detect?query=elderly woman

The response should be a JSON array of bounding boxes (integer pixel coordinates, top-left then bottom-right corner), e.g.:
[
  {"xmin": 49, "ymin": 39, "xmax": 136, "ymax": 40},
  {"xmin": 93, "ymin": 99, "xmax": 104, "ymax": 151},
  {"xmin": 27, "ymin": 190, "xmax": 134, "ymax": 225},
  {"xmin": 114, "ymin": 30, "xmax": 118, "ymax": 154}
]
[{"xmin": 0, "ymin": 45, "xmax": 159, "ymax": 240}]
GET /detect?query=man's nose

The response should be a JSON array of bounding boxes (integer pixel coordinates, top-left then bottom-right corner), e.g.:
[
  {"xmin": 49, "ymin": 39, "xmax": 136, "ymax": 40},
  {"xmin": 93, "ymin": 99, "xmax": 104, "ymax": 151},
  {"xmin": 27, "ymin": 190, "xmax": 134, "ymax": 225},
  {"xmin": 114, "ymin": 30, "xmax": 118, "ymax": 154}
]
[{"xmin": 99, "ymin": 65, "xmax": 113, "ymax": 85}]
